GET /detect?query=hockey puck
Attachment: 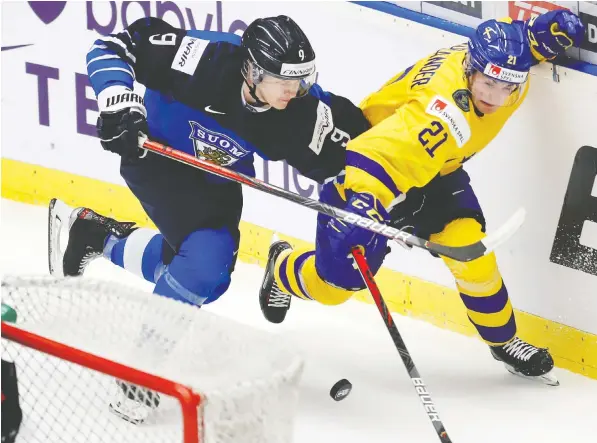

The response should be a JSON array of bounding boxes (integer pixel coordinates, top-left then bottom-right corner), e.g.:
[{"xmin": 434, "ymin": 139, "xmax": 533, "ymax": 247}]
[{"xmin": 330, "ymin": 379, "xmax": 352, "ymax": 401}]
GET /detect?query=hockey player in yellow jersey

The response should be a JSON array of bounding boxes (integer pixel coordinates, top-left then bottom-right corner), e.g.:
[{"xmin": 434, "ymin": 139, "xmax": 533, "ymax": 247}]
[{"xmin": 259, "ymin": 11, "xmax": 585, "ymax": 385}]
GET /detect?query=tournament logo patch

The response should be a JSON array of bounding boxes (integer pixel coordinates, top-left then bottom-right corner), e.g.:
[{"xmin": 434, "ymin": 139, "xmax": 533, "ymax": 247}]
[
  {"xmin": 452, "ymin": 89, "xmax": 470, "ymax": 112},
  {"xmin": 188, "ymin": 121, "xmax": 249, "ymax": 166}
]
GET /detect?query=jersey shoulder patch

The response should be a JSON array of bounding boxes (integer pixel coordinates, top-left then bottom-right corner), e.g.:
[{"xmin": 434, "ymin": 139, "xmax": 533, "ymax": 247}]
[
  {"xmin": 309, "ymin": 100, "xmax": 334, "ymax": 155},
  {"xmin": 171, "ymin": 36, "xmax": 209, "ymax": 75},
  {"xmin": 424, "ymin": 95, "xmax": 471, "ymax": 148}
]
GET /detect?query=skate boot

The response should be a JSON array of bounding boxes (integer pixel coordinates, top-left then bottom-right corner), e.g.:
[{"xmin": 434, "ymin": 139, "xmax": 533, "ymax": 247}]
[
  {"xmin": 48, "ymin": 198, "xmax": 136, "ymax": 277},
  {"xmin": 109, "ymin": 380, "xmax": 161, "ymax": 425},
  {"xmin": 260, "ymin": 240, "xmax": 293, "ymax": 324},
  {"xmin": 490, "ymin": 336, "xmax": 559, "ymax": 386}
]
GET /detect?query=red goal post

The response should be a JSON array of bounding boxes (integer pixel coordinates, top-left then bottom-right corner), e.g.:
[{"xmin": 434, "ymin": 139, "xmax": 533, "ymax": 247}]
[
  {"xmin": 2, "ymin": 322, "xmax": 202, "ymax": 443},
  {"xmin": 1, "ymin": 276, "xmax": 304, "ymax": 443}
]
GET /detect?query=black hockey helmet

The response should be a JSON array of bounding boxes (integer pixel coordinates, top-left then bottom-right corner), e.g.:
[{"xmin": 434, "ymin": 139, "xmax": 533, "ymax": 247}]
[{"xmin": 241, "ymin": 15, "xmax": 317, "ymax": 99}]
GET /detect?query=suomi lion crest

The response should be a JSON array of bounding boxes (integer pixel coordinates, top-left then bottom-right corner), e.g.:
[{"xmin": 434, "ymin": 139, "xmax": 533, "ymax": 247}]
[{"xmin": 188, "ymin": 121, "xmax": 248, "ymax": 166}]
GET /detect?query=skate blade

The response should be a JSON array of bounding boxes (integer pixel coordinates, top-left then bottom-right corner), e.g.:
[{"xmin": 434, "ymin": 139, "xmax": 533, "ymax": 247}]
[
  {"xmin": 47, "ymin": 198, "xmax": 74, "ymax": 277},
  {"xmin": 505, "ymin": 365, "xmax": 560, "ymax": 386}
]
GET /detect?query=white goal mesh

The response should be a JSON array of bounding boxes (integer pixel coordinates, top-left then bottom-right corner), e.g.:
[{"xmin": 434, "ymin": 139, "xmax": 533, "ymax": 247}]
[{"xmin": 1, "ymin": 276, "xmax": 304, "ymax": 443}]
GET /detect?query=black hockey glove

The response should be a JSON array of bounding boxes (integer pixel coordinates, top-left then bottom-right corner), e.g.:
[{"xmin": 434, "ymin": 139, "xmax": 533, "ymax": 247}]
[{"xmin": 96, "ymin": 86, "xmax": 148, "ymax": 161}]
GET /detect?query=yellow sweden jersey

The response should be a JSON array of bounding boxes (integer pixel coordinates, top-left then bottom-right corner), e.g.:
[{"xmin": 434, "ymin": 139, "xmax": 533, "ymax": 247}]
[{"xmin": 344, "ymin": 44, "xmax": 529, "ymax": 208}]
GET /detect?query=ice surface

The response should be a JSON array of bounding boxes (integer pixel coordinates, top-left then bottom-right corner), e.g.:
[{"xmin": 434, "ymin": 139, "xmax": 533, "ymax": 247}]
[{"xmin": 1, "ymin": 199, "xmax": 595, "ymax": 443}]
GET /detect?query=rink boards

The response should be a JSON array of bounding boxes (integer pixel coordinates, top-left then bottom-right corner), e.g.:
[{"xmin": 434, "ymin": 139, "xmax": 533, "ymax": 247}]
[
  {"xmin": 1, "ymin": 1, "xmax": 596, "ymax": 379},
  {"xmin": 2, "ymin": 157, "xmax": 595, "ymax": 380}
]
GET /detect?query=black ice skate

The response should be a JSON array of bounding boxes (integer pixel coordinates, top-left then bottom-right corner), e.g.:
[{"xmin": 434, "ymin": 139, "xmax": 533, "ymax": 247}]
[
  {"xmin": 260, "ymin": 240, "xmax": 293, "ymax": 324},
  {"xmin": 490, "ymin": 336, "xmax": 559, "ymax": 386},
  {"xmin": 109, "ymin": 380, "xmax": 161, "ymax": 425},
  {"xmin": 48, "ymin": 198, "xmax": 136, "ymax": 277}
]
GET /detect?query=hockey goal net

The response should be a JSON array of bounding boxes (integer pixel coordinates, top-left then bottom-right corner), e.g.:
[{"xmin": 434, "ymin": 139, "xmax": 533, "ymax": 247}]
[{"xmin": 1, "ymin": 276, "xmax": 303, "ymax": 443}]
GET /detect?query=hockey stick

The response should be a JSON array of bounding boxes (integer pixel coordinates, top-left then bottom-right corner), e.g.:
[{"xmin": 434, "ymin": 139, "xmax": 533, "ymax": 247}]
[
  {"xmin": 140, "ymin": 137, "xmax": 525, "ymax": 262},
  {"xmin": 350, "ymin": 247, "xmax": 452, "ymax": 443}
]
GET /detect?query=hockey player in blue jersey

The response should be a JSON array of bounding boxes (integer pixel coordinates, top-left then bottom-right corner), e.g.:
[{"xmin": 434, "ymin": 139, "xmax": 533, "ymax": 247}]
[
  {"xmin": 48, "ymin": 15, "xmax": 369, "ymax": 423},
  {"xmin": 50, "ymin": 15, "xmax": 368, "ymax": 303}
]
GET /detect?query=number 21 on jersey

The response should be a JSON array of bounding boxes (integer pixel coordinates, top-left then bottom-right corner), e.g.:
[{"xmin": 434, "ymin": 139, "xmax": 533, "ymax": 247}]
[{"xmin": 418, "ymin": 121, "xmax": 447, "ymax": 158}]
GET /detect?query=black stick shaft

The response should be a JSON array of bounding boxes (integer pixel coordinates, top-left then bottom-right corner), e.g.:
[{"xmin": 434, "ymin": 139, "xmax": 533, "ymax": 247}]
[
  {"xmin": 141, "ymin": 138, "xmax": 486, "ymax": 262},
  {"xmin": 351, "ymin": 247, "xmax": 453, "ymax": 443}
]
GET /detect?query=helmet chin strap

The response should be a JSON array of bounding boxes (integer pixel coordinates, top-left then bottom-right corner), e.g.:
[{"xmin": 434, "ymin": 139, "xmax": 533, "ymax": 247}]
[{"xmin": 244, "ymin": 79, "xmax": 269, "ymax": 108}]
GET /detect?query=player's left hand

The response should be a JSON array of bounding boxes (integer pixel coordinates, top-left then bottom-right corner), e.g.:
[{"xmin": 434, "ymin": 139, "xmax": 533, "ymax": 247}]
[
  {"xmin": 529, "ymin": 10, "xmax": 585, "ymax": 59},
  {"xmin": 326, "ymin": 192, "xmax": 389, "ymax": 257}
]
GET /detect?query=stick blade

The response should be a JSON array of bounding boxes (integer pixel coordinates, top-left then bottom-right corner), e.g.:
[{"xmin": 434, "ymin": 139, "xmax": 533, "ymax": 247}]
[
  {"xmin": 481, "ymin": 207, "xmax": 526, "ymax": 254},
  {"xmin": 425, "ymin": 207, "xmax": 526, "ymax": 262}
]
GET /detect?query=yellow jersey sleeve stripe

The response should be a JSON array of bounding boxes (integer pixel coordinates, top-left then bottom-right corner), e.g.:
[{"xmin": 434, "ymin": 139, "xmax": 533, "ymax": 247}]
[
  {"xmin": 344, "ymin": 150, "xmax": 402, "ymax": 206},
  {"xmin": 345, "ymin": 151, "xmax": 401, "ymax": 197}
]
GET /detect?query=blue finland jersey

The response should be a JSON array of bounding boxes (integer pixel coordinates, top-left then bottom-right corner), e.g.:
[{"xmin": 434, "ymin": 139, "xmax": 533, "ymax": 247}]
[
  {"xmin": 86, "ymin": 17, "xmax": 370, "ymax": 184},
  {"xmin": 141, "ymin": 87, "xmax": 258, "ymax": 176}
]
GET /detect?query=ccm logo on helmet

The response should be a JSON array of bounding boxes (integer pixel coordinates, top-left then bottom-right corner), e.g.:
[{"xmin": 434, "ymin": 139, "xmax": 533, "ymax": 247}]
[
  {"xmin": 280, "ymin": 60, "xmax": 315, "ymax": 77},
  {"xmin": 483, "ymin": 63, "xmax": 528, "ymax": 83}
]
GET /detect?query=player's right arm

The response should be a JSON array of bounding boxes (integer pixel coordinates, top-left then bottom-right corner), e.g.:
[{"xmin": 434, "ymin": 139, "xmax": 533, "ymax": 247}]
[
  {"xmin": 87, "ymin": 18, "xmax": 188, "ymax": 159},
  {"xmin": 87, "ymin": 18, "xmax": 241, "ymax": 159},
  {"xmin": 87, "ymin": 18, "xmax": 190, "ymax": 107}
]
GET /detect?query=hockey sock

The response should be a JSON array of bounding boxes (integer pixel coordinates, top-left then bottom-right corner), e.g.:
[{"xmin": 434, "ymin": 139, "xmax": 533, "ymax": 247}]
[{"xmin": 103, "ymin": 229, "xmax": 165, "ymax": 283}]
